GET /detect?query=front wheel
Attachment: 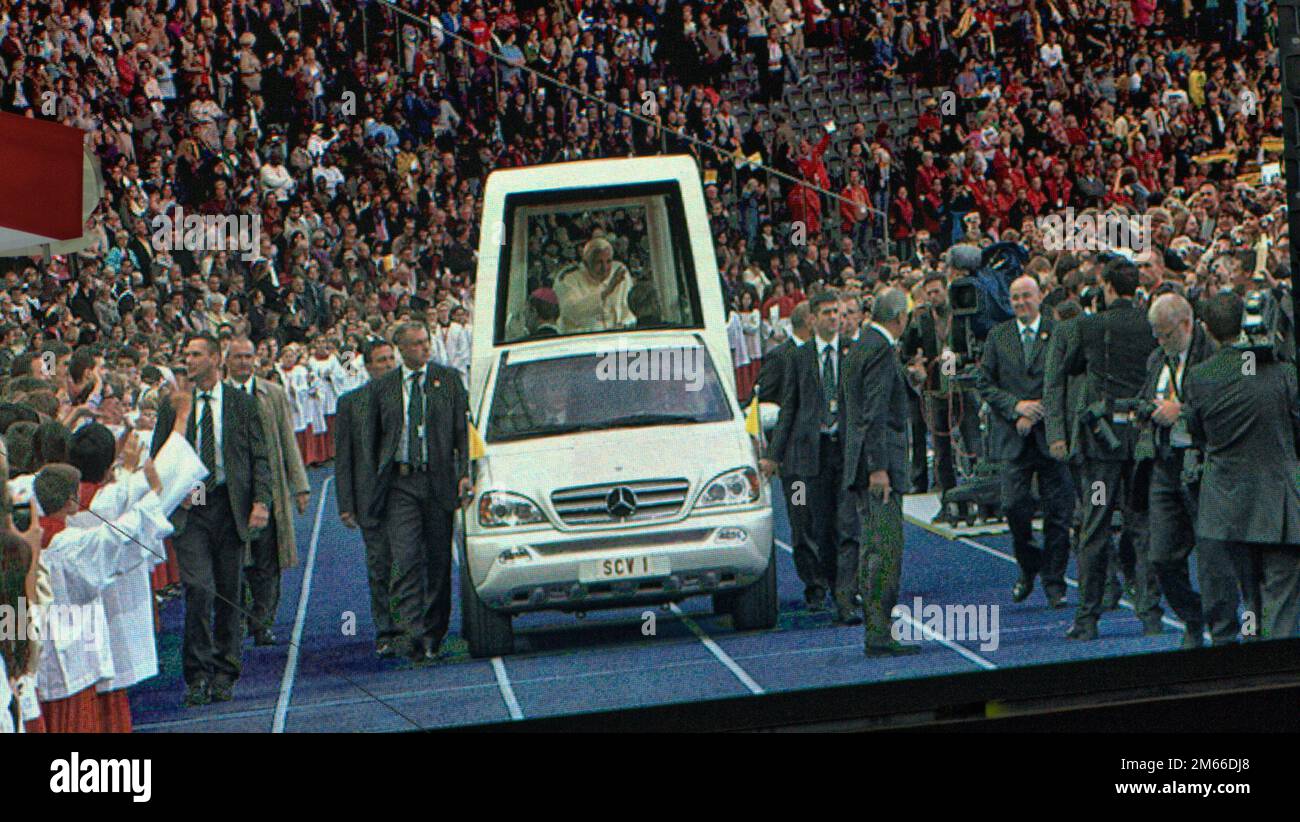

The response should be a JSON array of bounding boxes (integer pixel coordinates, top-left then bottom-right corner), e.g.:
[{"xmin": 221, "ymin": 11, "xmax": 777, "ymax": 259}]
[
  {"xmin": 460, "ymin": 556, "xmax": 515, "ymax": 658},
  {"xmin": 730, "ymin": 544, "xmax": 779, "ymax": 630}
]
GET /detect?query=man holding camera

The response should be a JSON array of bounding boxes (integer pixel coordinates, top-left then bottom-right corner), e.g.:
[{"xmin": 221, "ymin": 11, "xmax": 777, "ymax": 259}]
[
  {"xmin": 1045, "ymin": 258, "xmax": 1158, "ymax": 640},
  {"xmin": 1183, "ymin": 293, "xmax": 1300, "ymax": 642},
  {"xmin": 1134, "ymin": 293, "xmax": 1217, "ymax": 647}
]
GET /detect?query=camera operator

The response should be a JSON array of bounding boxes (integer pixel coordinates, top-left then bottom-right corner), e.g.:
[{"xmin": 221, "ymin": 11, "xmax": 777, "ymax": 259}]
[
  {"xmin": 1183, "ymin": 293, "xmax": 1300, "ymax": 642},
  {"xmin": 976, "ymin": 275, "xmax": 1072, "ymax": 608},
  {"xmin": 1045, "ymin": 257, "xmax": 1158, "ymax": 640},
  {"xmin": 901, "ymin": 250, "xmax": 982, "ymax": 503},
  {"xmin": 1133, "ymin": 293, "xmax": 1218, "ymax": 647}
]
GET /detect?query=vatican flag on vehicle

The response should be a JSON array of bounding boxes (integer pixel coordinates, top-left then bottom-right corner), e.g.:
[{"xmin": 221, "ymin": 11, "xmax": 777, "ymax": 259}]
[
  {"xmin": 744, "ymin": 395, "xmax": 761, "ymax": 438},
  {"xmin": 469, "ymin": 419, "xmax": 486, "ymax": 461}
]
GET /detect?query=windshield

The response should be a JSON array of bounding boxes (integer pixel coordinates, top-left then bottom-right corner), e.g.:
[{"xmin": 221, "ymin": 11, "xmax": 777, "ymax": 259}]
[
  {"xmin": 486, "ymin": 345, "xmax": 732, "ymax": 442},
  {"xmin": 496, "ymin": 182, "xmax": 706, "ymax": 344}
]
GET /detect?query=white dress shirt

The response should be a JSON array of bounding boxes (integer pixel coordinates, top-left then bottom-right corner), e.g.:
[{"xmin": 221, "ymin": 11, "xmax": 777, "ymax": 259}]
[
  {"xmin": 195, "ymin": 380, "xmax": 226, "ymax": 486},
  {"xmin": 814, "ymin": 334, "xmax": 840, "ymax": 434},
  {"xmin": 398, "ymin": 363, "xmax": 428, "ymax": 464}
]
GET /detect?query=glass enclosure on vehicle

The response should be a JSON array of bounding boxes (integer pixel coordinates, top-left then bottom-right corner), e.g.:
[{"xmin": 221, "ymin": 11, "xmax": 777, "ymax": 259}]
[
  {"xmin": 486, "ymin": 344, "xmax": 733, "ymax": 443},
  {"xmin": 495, "ymin": 181, "xmax": 708, "ymax": 345}
]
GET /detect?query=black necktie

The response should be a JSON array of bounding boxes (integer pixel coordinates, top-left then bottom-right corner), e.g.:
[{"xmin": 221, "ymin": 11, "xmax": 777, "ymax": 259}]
[
  {"xmin": 407, "ymin": 371, "xmax": 424, "ymax": 468},
  {"xmin": 1021, "ymin": 326, "xmax": 1035, "ymax": 362},
  {"xmin": 821, "ymin": 345, "xmax": 837, "ymax": 428},
  {"xmin": 199, "ymin": 391, "xmax": 217, "ymax": 487}
]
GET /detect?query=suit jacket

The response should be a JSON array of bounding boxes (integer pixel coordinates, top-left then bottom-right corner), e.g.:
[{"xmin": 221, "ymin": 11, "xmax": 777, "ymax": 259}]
[
  {"xmin": 370, "ymin": 361, "xmax": 469, "ymax": 516},
  {"xmin": 1138, "ymin": 322, "xmax": 1216, "ymax": 461},
  {"xmin": 335, "ymin": 381, "xmax": 382, "ymax": 529},
  {"xmin": 150, "ymin": 383, "xmax": 273, "ymax": 544},
  {"xmin": 1184, "ymin": 349, "xmax": 1300, "ymax": 544},
  {"xmin": 756, "ymin": 337, "xmax": 799, "ymax": 404},
  {"xmin": 235, "ymin": 377, "xmax": 309, "ymax": 567},
  {"xmin": 976, "ymin": 315, "xmax": 1056, "ymax": 462},
  {"xmin": 1044, "ymin": 297, "xmax": 1156, "ymax": 461},
  {"xmin": 769, "ymin": 336, "xmax": 851, "ymax": 477},
  {"xmin": 842, "ymin": 326, "xmax": 909, "ymax": 493}
]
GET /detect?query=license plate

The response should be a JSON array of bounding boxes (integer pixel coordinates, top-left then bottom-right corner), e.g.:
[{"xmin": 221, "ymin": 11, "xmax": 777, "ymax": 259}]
[{"xmin": 579, "ymin": 555, "xmax": 670, "ymax": 583}]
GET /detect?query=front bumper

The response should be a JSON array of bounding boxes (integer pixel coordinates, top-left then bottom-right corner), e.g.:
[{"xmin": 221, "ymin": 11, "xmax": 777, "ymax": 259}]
[{"xmin": 466, "ymin": 505, "xmax": 773, "ymax": 613}]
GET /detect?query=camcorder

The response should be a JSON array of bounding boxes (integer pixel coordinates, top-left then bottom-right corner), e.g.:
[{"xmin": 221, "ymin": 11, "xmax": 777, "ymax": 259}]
[
  {"xmin": 1080, "ymin": 398, "xmax": 1156, "ymax": 451},
  {"xmin": 1238, "ymin": 280, "xmax": 1283, "ymax": 359},
  {"xmin": 943, "ymin": 277, "xmax": 983, "ymax": 389}
]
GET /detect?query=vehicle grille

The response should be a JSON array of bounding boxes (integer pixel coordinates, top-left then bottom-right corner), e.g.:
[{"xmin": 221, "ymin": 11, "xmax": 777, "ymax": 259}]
[{"xmin": 550, "ymin": 478, "xmax": 690, "ymax": 525}]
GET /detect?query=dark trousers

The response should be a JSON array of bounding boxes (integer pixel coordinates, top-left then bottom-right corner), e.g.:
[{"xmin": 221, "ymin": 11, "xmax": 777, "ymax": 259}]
[
  {"xmin": 858, "ymin": 487, "xmax": 904, "ymax": 647},
  {"xmin": 174, "ymin": 485, "xmax": 244, "ymax": 687},
  {"xmin": 1199, "ymin": 540, "xmax": 1300, "ymax": 642},
  {"xmin": 1146, "ymin": 455, "xmax": 1205, "ymax": 629},
  {"xmin": 1075, "ymin": 458, "xmax": 1153, "ymax": 625},
  {"xmin": 1001, "ymin": 440, "xmax": 1072, "ymax": 598},
  {"xmin": 361, "ymin": 522, "xmax": 399, "ymax": 641},
  {"xmin": 384, "ymin": 471, "xmax": 454, "ymax": 645},
  {"xmin": 791, "ymin": 433, "xmax": 859, "ymax": 609},
  {"xmin": 908, "ymin": 391, "xmax": 928, "ymax": 492},
  {"xmin": 244, "ymin": 519, "xmax": 281, "ymax": 630},
  {"xmin": 928, "ymin": 389, "xmax": 981, "ymax": 492}
]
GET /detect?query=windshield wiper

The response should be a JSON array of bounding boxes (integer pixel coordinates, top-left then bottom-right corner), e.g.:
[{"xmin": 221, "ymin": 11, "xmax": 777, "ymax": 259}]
[{"xmin": 601, "ymin": 413, "xmax": 712, "ymax": 428}]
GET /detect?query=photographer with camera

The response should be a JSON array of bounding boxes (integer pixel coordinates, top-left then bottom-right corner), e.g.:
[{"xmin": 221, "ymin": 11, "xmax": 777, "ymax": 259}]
[
  {"xmin": 901, "ymin": 248, "xmax": 983, "ymax": 503},
  {"xmin": 1182, "ymin": 293, "xmax": 1300, "ymax": 643},
  {"xmin": 1045, "ymin": 257, "xmax": 1158, "ymax": 640},
  {"xmin": 976, "ymin": 275, "xmax": 1072, "ymax": 608},
  {"xmin": 1133, "ymin": 293, "xmax": 1218, "ymax": 647}
]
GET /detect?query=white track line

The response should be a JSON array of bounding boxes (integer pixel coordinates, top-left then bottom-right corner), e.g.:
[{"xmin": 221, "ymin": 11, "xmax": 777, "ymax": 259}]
[
  {"xmin": 272, "ymin": 476, "xmax": 332, "ymax": 733},
  {"xmin": 491, "ymin": 657, "xmax": 524, "ymax": 720},
  {"xmin": 893, "ymin": 612, "xmax": 997, "ymax": 669},
  {"xmin": 777, "ymin": 538, "xmax": 996, "ymax": 667},
  {"xmin": 669, "ymin": 603, "xmax": 765, "ymax": 695}
]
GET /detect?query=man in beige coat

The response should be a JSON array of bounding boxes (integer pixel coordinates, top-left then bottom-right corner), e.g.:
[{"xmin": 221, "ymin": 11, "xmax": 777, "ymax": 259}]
[{"xmin": 227, "ymin": 337, "xmax": 310, "ymax": 645}]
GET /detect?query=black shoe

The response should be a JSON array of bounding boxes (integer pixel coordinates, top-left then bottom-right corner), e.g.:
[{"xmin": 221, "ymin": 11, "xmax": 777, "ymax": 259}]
[
  {"xmin": 833, "ymin": 608, "xmax": 863, "ymax": 626},
  {"xmin": 210, "ymin": 680, "xmax": 234, "ymax": 702},
  {"xmin": 1011, "ymin": 576, "xmax": 1035, "ymax": 603},
  {"xmin": 1065, "ymin": 621, "xmax": 1098, "ymax": 641},
  {"xmin": 805, "ymin": 587, "xmax": 829, "ymax": 612},
  {"xmin": 253, "ymin": 627, "xmax": 276, "ymax": 646},
  {"xmin": 1182, "ymin": 624, "xmax": 1205, "ymax": 649},
  {"xmin": 1141, "ymin": 615, "xmax": 1165, "ymax": 637},
  {"xmin": 864, "ymin": 641, "xmax": 921, "ymax": 657},
  {"xmin": 183, "ymin": 681, "xmax": 211, "ymax": 708},
  {"xmin": 409, "ymin": 638, "xmax": 440, "ymax": 662},
  {"xmin": 1046, "ymin": 590, "xmax": 1068, "ymax": 609}
]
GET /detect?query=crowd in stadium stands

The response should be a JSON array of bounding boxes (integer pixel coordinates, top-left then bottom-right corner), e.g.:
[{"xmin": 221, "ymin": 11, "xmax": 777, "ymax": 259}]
[{"xmin": 0, "ymin": 0, "xmax": 1287, "ymax": 731}]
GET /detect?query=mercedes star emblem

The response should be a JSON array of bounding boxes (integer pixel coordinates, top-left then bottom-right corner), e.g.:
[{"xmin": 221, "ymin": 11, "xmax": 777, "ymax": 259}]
[{"xmin": 605, "ymin": 486, "xmax": 638, "ymax": 519}]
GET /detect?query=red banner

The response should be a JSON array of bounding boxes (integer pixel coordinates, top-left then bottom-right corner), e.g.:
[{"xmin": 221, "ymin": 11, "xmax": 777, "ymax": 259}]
[{"xmin": 0, "ymin": 113, "xmax": 84, "ymax": 241}]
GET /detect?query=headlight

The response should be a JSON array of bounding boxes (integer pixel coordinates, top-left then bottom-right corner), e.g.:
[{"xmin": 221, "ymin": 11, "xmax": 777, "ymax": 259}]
[
  {"xmin": 478, "ymin": 491, "xmax": 547, "ymax": 527},
  {"xmin": 697, "ymin": 467, "xmax": 760, "ymax": 508}
]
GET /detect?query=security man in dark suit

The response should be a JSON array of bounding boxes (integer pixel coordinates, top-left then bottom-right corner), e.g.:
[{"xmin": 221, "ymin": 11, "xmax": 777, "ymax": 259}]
[
  {"xmin": 335, "ymin": 338, "xmax": 400, "ymax": 656},
  {"xmin": 1044, "ymin": 257, "xmax": 1158, "ymax": 640},
  {"xmin": 369, "ymin": 321, "xmax": 471, "ymax": 661},
  {"xmin": 843, "ymin": 287, "xmax": 917, "ymax": 656},
  {"xmin": 976, "ymin": 275, "xmax": 1072, "ymax": 608},
  {"xmin": 756, "ymin": 302, "xmax": 813, "ymax": 405},
  {"xmin": 762, "ymin": 291, "xmax": 859, "ymax": 622},
  {"xmin": 1134, "ymin": 293, "xmax": 1217, "ymax": 647},
  {"xmin": 152, "ymin": 333, "xmax": 273, "ymax": 707},
  {"xmin": 1184, "ymin": 292, "xmax": 1300, "ymax": 643}
]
